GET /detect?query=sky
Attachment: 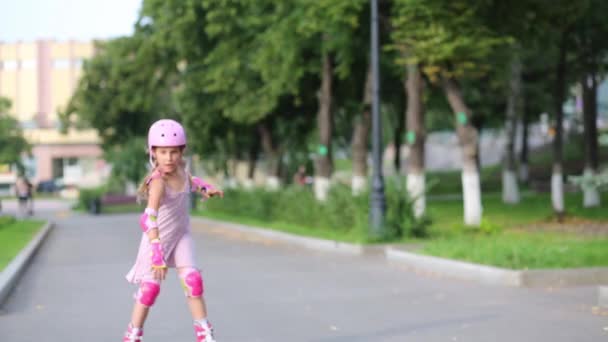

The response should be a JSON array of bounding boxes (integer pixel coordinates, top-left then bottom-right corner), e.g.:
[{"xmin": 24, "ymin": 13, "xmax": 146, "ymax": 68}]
[{"xmin": 0, "ymin": 0, "xmax": 141, "ymax": 42}]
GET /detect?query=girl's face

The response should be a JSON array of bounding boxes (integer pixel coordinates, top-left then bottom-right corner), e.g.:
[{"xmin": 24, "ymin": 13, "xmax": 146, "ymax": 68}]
[{"xmin": 153, "ymin": 146, "xmax": 183, "ymax": 174}]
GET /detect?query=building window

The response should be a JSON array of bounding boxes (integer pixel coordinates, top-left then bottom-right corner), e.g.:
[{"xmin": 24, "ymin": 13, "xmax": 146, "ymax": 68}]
[
  {"xmin": 52, "ymin": 59, "xmax": 70, "ymax": 69},
  {"xmin": 2, "ymin": 60, "xmax": 18, "ymax": 70},
  {"xmin": 52, "ymin": 158, "xmax": 64, "ymax": 178},
  {"xmin": 21, "ymin": 59, "xmax": 36, "ymax": 69},
  {"xmin": 20, "ymin": 120, "xmax": 38, "ymax": 129}
]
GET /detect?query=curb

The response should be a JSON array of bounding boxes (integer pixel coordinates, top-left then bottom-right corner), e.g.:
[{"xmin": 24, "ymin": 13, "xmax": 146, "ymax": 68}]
[
  {"xmin": 386, "ymin": 247, "xmax": 522, "ymax": 286},
  {"xmin": 192, "ymin": 216, "xmax": 608, "ymax": 288},
  {"xmin": 192, "ymin": 217, "xmax": 384, "ymax": 256},
  {"xmin": 386, "ymin": 247, "xmax": 608, "ymax": 288},
  {"xmin": 0, "ymin": 221, "xmax": 54, "ymax": 308},
  {"xmin": 600, "ymin": 286, "xmax": 608, "ymax": 308}
]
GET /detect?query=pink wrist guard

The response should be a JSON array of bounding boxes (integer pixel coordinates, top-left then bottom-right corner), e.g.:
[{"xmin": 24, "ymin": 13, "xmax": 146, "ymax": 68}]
[
  {"xmin": 191, "ymin": 176, "xmax": 214, "ymax": 192},
  {"xmin": 150, "ymin": 239, "xmax": 166, "ymax": 269},
  {"xmin": 139, "ymin": 208, "xmax": 158, "ymax": 233}
]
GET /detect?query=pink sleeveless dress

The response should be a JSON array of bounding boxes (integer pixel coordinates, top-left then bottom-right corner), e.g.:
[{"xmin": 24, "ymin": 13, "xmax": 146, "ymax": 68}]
[{"xmin": 125, "ymin": 173, "xmax": 198, "ymax": 284}]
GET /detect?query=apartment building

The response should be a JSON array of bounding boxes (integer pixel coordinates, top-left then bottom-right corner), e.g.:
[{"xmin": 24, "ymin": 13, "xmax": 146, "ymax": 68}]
[{"xmin": 0, "ymin": 40, "xmax": 108, "ymax": 193}]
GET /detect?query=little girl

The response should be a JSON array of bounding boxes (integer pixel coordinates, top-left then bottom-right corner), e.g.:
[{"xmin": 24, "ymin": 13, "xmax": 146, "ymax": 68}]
[{"xmin": 123, "ymin": 119, "xmax": 223, "ymax": 342}]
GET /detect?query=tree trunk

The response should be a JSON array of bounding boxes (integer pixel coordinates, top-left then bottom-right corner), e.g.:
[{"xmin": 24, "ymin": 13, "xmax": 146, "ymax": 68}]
[
  {"xmin": 258, "ymin": 122, "xmax": 281, "ymax": 190},
  {"xmin": 314, "ymin": 53, "xmax": 333, "ymax": 201},
  {"xmin": 442, "ymin": 76, "xmax": 482, "ymax": 226},
  {"xmin": 351, "ymin": 67, "xmax": 372, "ymax": 195},
  {"xmin": 502, "ymin": 50, "xmax": 522, "ymax": 204},
  {"xmin": 582, "ymin": 68, "xmax": 600, "ymax": 207},
  {"xmin": 394, "ymin": 104, "xmax": 405, "ymax": 174},
  {"xmin": 405, "ymin": 63, "xmax": 426, "ymax": 218},
  {"xmin": 551, "ymin": 34, "xmax": 567, "ymax": 217},
  {"xmin": 519, "ymin": 95, "xmax": 530, "ymax": 183},
  {"xmin": 244, "ymin": 134, "xmax": 259, "ymax": 189}
]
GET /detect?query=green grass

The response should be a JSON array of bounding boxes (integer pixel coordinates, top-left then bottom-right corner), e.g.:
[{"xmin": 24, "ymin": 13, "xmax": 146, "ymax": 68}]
[
  {"xmin": 334, "ymin": 158, "xmax": 353, "ymax": 172},
  {"xmin": 193, "ymin": 209, "xmax": 366, "ymax": 243},
  {"xmin": 0, "ymin": 219, "xmax": 46, "ymax": 271},
  {"xmin": 425, "ymin": 165, "xmax": 503, "ymax": 195},
  {"xmin": 420, "ymin": 191, "xmax": 608, "ymax": 269},
  {"xmin": 192, "ymin": 190, "xmax": 608, "ymax": 269},
  {"xmin": 527, "ymin": 134, "xmax": 600, "ymax": 166},
  {"xmin": 420, "ymin": 231, "xmax": 608, "ymax": 269},
  {"xmin": 427, "ymin": 191, "xmax": 608, "ymax": 236}
]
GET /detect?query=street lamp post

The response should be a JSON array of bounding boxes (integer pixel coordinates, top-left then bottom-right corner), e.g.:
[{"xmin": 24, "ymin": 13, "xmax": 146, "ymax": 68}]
[{"xmin": 369, "ymin": 0, "xmax": 386, "ymax": 238}]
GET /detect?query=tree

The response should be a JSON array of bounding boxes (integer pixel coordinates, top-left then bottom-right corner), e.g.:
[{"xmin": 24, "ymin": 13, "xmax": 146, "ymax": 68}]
[
  {"xmin": 199, "ymin": 0, "xmax": 320, "ymax": 187},
  {"xmin": 138, "ymin": 0, "xmax": 264, "ymax": 184},
  {"xmin": 404, "ymin": 62, "xmax": 426, "ymax": 218},
  {"xmin": 502, "ymin": 47, "xmax": 523, "ymax": 204},
  {"xmin": 392, "ymin": 0, "xmax": 510, "ymax": 226},
  {"xmin": 65, "ymin": 29, "xmax": 177, "ymax": 148},
  {"xmin": 104, "ymin": 136, "xmax": 148, "ymax": 194},
  {"xmin": 0, "ymin": 97, "xmax": 30, "ymax": 174},
  {"xmin": 571, "ymin": 0, "xmax": 608, "ymax": 207},
  {"xmin": 280, "ymin": 0, "xmax": 367, "ymax": 200},
  {"xmin": 351, "ymin": 68, "xmax": 372, "ymax": 195},
  {"xmin": 542, "ymin": 1, "xmax": 589, "ymax": 216}
]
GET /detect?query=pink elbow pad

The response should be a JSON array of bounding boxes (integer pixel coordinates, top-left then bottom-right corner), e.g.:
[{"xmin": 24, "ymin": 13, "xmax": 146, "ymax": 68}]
[
  {"xmin": 191, "ymin": 176, "xmax": 214, "ymax": 192},
  {"xmin": 139, "ymin": 208, "xmax": 158, "ymax": 233},
  {"xmin": 150, "ymin": 239, "xmax": 166, "ymax": 269}
]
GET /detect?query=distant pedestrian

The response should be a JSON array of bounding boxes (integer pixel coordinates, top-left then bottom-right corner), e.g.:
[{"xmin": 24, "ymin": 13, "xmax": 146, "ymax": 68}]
[
  {"xmin": 293, "ymin": 165, "xmax": 307, "ymax": 186},
  {"xmin": 26, "ymin": 178, "xmax": 34, "ymax": 215},
  {"xmin": 293, "ymin": 164, "xmax": 312, "ymax": 187},
  {"xmin": 123, "ymin": 119, "xmax": 224, "ymax": 342},
  {"xmin": 15, "ymin": 176, "xmax": 32, "ymax": 218}
]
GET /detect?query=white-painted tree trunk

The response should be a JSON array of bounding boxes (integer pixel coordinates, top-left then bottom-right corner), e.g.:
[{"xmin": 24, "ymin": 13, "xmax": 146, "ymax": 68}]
[
  {"xmin": 126, "ymin": 181, "xmax": 137, "ymax": 195},
  {"xmin": 583, "ymin": 168, "xmax": 601, "ymax": 207},
  {"xmin": 225, "ymin": 177, "xmax": 238, "ymax": 189},
  {"xmin": 462, "ymin": 171, "xmax": 482, "ymax": 226},
  {"xmin": 551, "ymin": 172, "xmax": 564, "ymax": 213},
  {"xmin": 502, "ymin": 50, "xmax": 522, "ymax": 204},
  {"xmin": 351, "ymin": 175, "xmax": 367, "ymax": 196},
  {"xmin": 518, "ymin": 163, "xmax": 529, "ymax": 182},
  {"xmin": 502, "ymin": 170, "xmax": 520, "ymax": 203},
  {"xmin": 266, "ymin": 176, "xmax": 280, "ymax": 191},
  {"xmin": 314, "ymin": 177, "xmax": 331, "ymax": 201},
  {"xmin": 407, "ymin": 173, "xmax": 426, "ymax": 218},
  {"xmin": 242, "ymin": 178, "xmax": 255, "ymax": 190}
]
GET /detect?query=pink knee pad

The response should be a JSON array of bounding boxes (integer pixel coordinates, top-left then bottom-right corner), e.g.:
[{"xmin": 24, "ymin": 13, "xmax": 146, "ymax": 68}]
[
  {"xmin": 180, "ymin": 268, "xmax": 204, "ymax": 297},
  {"xmin": 136, "ymin": 281, "xmax": 160, "ymax": 307}
]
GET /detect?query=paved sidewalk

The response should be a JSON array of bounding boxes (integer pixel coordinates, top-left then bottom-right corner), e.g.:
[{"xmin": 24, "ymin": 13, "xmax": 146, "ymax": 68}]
[
  {"xmin": 0, "ymin": 211, "xmax": 606, "ymax": 341},
  {"xmin": 0, "ymin": 198, "xmax": 74, "ymax": 220}
]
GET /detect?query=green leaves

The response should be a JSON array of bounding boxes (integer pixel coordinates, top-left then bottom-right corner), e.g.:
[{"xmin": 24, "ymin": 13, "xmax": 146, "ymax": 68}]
[
  {"xmin": 103, "ymin": 136, "xmax": 148, "ymax": 186},
  {"xmin": 391, "ymin": 0, "xmax": 511, "ymax": 80},
  {"xmin": 67, "ymin": 31, "xmax": 176, "ymax": 148},
  {"xmin": 0, "ymin": 97, "xmax": 30, "ymax": 168}
]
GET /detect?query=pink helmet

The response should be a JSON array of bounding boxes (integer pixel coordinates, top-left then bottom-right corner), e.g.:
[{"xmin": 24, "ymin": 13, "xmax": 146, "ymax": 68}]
[
  {"xmin": 147, "ymin": 119, "xmax": 187, "ymax": 168},
  {"xmin": 147, "ymin": 119, "xmax": 187, "ymax": 153}
]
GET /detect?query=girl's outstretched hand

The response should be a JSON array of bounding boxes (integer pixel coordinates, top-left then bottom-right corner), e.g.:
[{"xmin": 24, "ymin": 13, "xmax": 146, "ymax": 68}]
[{"xmin": 201, "ymin": 188, "xmax": 224, "ymax": 200}]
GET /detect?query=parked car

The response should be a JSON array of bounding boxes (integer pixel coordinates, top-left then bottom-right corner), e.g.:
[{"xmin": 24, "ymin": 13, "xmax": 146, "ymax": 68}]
[{"xmin": 37, "ymin": 179, "xmax": 65, "ymax": 193}]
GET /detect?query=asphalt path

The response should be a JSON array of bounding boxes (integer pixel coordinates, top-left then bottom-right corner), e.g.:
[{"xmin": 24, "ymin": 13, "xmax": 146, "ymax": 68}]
[{"xmin": 0, "ymin": 205, "xmax": 606, "ymax": 341}]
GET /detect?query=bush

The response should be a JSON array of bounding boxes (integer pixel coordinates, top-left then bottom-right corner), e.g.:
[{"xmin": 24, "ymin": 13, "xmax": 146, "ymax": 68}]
[
  {"xmin": 77, "ymin": 186, "xmax": 106, "ymax": 210},
  {"xmin": 384, "ymin": 177, "xmax": 433, "ymax": 239},
  {"xmin": 201, "ymin": 180, "xmax": 431, "ymax": 242}
]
